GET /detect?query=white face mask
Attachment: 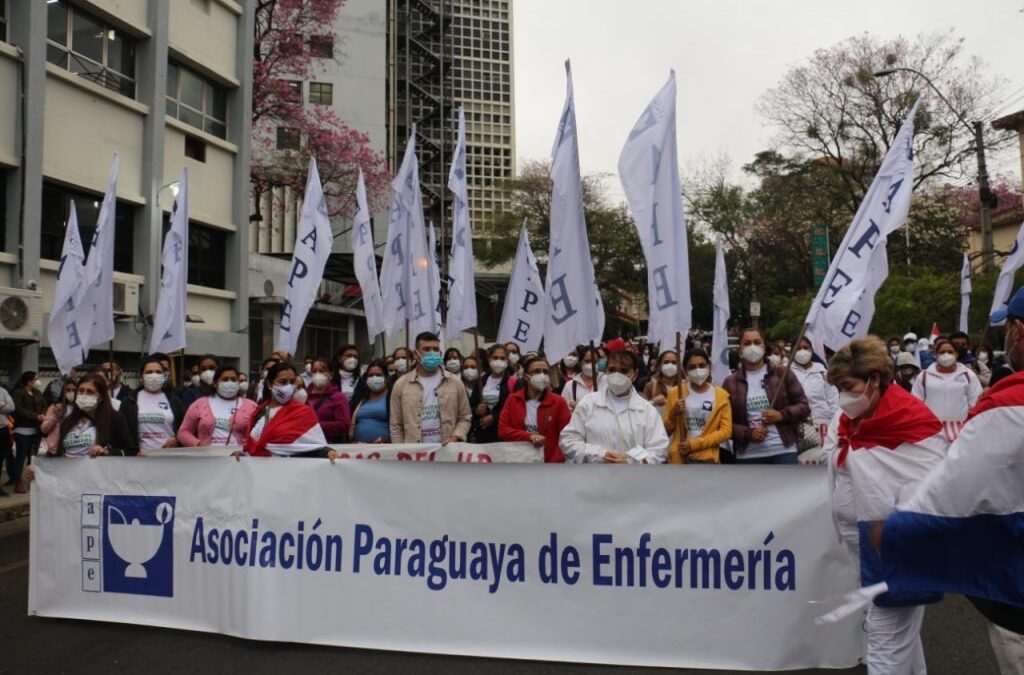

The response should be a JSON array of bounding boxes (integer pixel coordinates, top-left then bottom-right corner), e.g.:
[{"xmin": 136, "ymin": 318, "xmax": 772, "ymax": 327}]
[
  {"xmin": 490, "ymin": 359, "xmax": 508, "ymax": 374},
  {"xmin": 200, "ymin": 369, "xmax": 216, "ymax": 385},
  {"xmin": 687, "ymin": 367, "xmax": 710, "ymax": 386},
  {"xmin": 660, "ymin": 363, "xmax": 679, "ymax": 379},
  {"xmin": 394, "ymin": 358, "xmax": 409, "ymax": 374},
  {"xmin": 838, "ymin": 379, "xmax": 875, "ymax": 419},
  {"xmin": 238, "ymin": 379, "xmax": 248, "ymax": 390},
  {"xmin": 606, "ymin": 372, "xmax": 633, "ymax": 396},
  {"xmin": 794, "ymin": 349, "xmax": 812, "ymax": 366},
  {"xmin": 64, "ymin": 391, "xmax": 76, "ymax": 403},
  {"xmin": 142, "ymin": 373, "xmax": 166, "ymax": 393},
  {"xmin": 889, "ymin": 345, "xmax": 901, "ymax": 355},
  {"xmin": 343, "ymin": 357, "xmax": 359, "ymax": 372},
  {"xmin": 191, "ymin": 374, "xmax": 200, "ymax": 387},
  {"xmin": 904, "ymin": 342, "xmax": 917, "ymax": 354},
  {"xmin": 978, "ymin": 352, "xmax": 990, "ymax": 364},
  {"xmin": 508, "ymin": 353, "xmax": 520, "ymax": 366},
  {"xmin": 563, "ymin": 355, "xmax": 579, "ymax": 368},
  {"xmin": 937, "ymin": 353, "xmax": 957, "ymax": 368},
  {"xmin": 529, "ymin": 373, "xmax": 550, "ymax": 391},
  {"xmin": 217, "ymin": 381, "xmax": 240, "ymax": 399},
  {"xmin": 366, "ymin": 375, "xmax": 387, "ymax": 392},
  {"xmin": 293, "ymin": 388, "xmax": 308, "ymax": 404},
  {"xmin": 445, "ymin": 359, "xmax": 462, "ymax": 374},
  {"xmin": 304, "ymin": 363, "xmax": 313, "ymax": 373},
  {"xmin": 462, "ymin": 368, "xmax": 479, "ymax": 383},
  {"xmin": 768, "ymin": 354, "xmax": 782, "ymax": 367},
  {"xmin": 742, "ymin": 344, "xmax": 765, "ymax": 364},
  {"xmin": 76, "ymin": 395, "xmax": 99, "ymax": 412},
  {"xmin": 311, "ymin": 373, "xmax": 329, "ymax": 389},
  {"xmin": 582, "ymin": 363, "xmax": 596, "ymax": 377},
  {"xmin": 271, "ymin": 383, "xmax": 295, "ymax": 404}
]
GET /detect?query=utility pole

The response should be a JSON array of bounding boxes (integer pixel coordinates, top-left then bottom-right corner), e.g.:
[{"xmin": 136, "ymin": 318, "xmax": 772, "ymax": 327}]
[{"xmin": 974, "ymin": 120, "xmax": 995, "ymax": 273}]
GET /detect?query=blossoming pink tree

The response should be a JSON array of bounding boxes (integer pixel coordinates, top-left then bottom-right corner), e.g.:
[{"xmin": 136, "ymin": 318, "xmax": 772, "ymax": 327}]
[{"xmin": 252, "ymin": 0, "xmax": 390, "ymax": 220}]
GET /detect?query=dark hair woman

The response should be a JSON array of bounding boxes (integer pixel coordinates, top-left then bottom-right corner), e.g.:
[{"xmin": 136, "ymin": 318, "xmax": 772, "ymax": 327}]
[
  {"xmin": 662, "ymin": 349, "xmax": 732, "ymax": 464},
  {"xmin": 9, "ymin": 370, "xmax": 46, "ymax": 492},
  {"xmin": 56, "ymin": 374, "xmax": 137, "ymax": 457},
  {"xmin": 243, "ymin": 362, "xmax": 334, "ymax": 458},
  {"xmin": 308, "ymin": 357, "xmax": 352, "ymax": 443},
  {"xmin": 471, "ymin": 343, "xmax": 513, "ymax": 443},
  {"xmin": 177, "ymin": 365, "xmax": 258, "ymax": 447},
  {"xmin": 498, "ymin": 355, "xmax": 571, "ymax": 462},
  {"xmin": 134, "ymin": 355, "xmax": 186, "ymax": 452},
  {"xmin": 350, "ymin": 359, "xmax": 391, "ymax": 443}
]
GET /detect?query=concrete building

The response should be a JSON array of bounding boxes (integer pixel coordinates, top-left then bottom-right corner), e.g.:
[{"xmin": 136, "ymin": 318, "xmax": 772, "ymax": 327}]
[{"xmin": 0, "ymin": 0, "xmax": 254, "ymax": 385}]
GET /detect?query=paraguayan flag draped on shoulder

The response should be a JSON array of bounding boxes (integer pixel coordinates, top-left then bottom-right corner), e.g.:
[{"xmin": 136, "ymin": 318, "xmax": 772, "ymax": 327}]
[
  {"xmin": 805, "ymin": 99, "xmax": 920, "ymax": 353},
  {"xmin": 351, "ymin": 168, "xmax": 386, "ymax": 341},
  {"xmin": 959, "ymin": 253, "xmax": 971, "ymax": 334},
  {"xmin": 618, "ymin": 70, "xmax": 692, "ymax": 348},
  {"xmin": 447, "ymin": 107, "xmax": 477, "ymax": 334},
  {"xmin": 711, "ymin": 237, "xmax": 731, "ymax": 386},
  {"xmin": 989, "ymin": 221, "xmax": 1024, "ymax": 326},
  {"xmin": 276, "ymin": 158, "xmax": 332, "ymax": 356},
  {"xmin": 498, "ymin": 220, "xmax": 545, "ymax": 352},
  {"xmin": 48, "ymin": 201, "xmax": 87, "ymax": 375},
  {"xmin": 150, "ymin": 168, "xmax": 189, "ymax": 355},
  {"xmin": 545, "ymin": 61, "xmax": 604, "ymax": 362},
  {"xmin": 75, "ymin": 153, "xmax": 119, "ymax": 356}
]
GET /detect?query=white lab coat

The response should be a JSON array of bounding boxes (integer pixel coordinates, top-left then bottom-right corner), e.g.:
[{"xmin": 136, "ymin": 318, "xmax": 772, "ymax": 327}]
[
  {"xmin": 559, "ymin": 389, "xmax": 668, "ymax": 464},
  {"xmin": 792, "ymin": 361, "xmax": 839, "ymax": 425},
  {"xmin": 910, "ymin": 363, "xmax": 982, "ymax": 422}
]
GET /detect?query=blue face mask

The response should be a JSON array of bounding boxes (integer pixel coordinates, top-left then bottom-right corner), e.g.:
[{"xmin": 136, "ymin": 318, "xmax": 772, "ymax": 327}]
[
  {"xmin": 597, "ymin": 358, "xmax": 608, "ymax": 373},
  {"xmin": 421, "ymin": 352, "xmax": 443, "ymax": 371}
]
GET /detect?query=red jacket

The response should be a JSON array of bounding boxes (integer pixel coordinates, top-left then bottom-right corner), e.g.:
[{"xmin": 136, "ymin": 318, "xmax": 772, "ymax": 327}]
[{"xmin": 498, "ymin": 388, "xmax": 571, "ymax": 463}]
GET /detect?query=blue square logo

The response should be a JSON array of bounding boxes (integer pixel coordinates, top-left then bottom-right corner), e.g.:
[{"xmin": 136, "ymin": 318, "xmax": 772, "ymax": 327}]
[{"xmin": 101, "ymin": 496, "xmax": 175, "ymax": 597}]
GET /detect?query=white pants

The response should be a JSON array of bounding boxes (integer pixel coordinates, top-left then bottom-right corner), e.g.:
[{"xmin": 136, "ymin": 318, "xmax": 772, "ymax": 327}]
[
  {"xmin": 989, "ymin": 623, "xmax": 1024, "ymax": 675},
  {"xmin": 866, "ymin": 604, "xmax": 927, "ymax": 675}
]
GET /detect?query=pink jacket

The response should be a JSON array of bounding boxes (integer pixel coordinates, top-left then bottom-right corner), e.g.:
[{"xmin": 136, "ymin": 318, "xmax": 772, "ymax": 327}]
[
  {"xmin": 40, "ymin": 403, "xmax": 70, "ymax": 455},
  {"xmin": 177, "ymin": 396, "xmax": 258, "ymax": 447}
]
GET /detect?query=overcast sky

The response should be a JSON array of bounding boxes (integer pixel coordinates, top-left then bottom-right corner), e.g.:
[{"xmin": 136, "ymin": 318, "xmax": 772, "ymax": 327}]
[{"xmin": 512, "ymin": 0, "xmax": 1024, "ymax": 200}]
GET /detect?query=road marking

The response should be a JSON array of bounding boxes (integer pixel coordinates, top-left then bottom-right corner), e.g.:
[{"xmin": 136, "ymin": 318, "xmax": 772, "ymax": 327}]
[{"xmin": 0, "ymin": 560, "xmax": 28, "ymax": 575}]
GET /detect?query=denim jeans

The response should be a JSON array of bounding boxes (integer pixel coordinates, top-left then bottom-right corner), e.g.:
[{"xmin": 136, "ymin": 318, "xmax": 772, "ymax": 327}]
[
  {"xmin": 736, "ymin": 451, "xmax": 798, "ymax": 465},
  {"xmin": 10, "ymin": 432, "xmax": 38, "ymax": 483}
]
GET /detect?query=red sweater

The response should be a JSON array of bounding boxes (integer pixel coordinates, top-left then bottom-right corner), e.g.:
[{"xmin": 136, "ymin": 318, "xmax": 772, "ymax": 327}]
[{"xmin": 498, "ymin": 389, "xmax": 571, "ymax": 463}]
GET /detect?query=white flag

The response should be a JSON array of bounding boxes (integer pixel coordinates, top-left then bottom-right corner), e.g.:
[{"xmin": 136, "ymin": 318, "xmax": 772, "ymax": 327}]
[
  {"xmin": 276, "ymin": 158, "xmax": 333, "ymax": 356},
  {"xmin": 48, "ymin": 202, "xmax": 86, "ymax": 374},
  {"xmin": 428, "ymin": 222, "xmax": 443, "ymax": 333},
  {"xmin": 76, "ymin": 153, "xmax": 119, "ymax": 355},
  {"xmin": 711, "ymin": 238, "xmax": 731, "ymax": 386},
  {"xmin": 959, "ymin": 253, "xmax": 971, "ymax": 334},
  {"xmin": 351, "ymin": 168, "xmax": 385, "ymax": 341},
  {"xmin": 447, "ymin": 107, "xmax": 477, "ymax": 334},
  {"xmin": 805, "ymin": 100, "xmax": 920, "ymax": 353},
  {"xmin": 618, "ymin": 70, "xmax": 692, "ymax": 348},
  {"xmin": 544, "ymin": 61, "xmax": 604, "ymax": 362},
  {"xmin": 406, "ymin": 155, "xmax": 437, "ymax": 338},
  {"xmin": 498, "ymin": 221, "xmax": 545, "ymax": 352},
  {"xmin": 150, "ymin": 168, "xmax": 189, "ymax": 355},
  {"xmin": 989, "ymin": 222, "xmax": 1024, "ymax": 326}
]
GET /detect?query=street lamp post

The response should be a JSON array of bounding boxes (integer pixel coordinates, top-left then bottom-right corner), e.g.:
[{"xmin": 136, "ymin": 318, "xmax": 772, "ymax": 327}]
[{"xmin": 873, "ymin": 67, "xmax": 997, "ymax": 272}]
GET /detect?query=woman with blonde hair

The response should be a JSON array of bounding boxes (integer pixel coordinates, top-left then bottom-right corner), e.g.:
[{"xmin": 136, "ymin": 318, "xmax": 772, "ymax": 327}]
[
  {"xmin": 825, "ymin": 336, "xmax": 948, "ymax": 675},
  {"xmin": 663, "ymin": 349, "xmax": 732, "ymax": 464}
]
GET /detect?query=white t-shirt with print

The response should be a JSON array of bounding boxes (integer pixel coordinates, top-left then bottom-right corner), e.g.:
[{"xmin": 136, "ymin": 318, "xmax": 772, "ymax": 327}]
[
  {"xmin": 525, "ymin": 399, "xmax": 541, "ymax": 433},
  {"xmin": 338, "ymin": 370, "xmax": 357, "ymax": 399},
  {"xmin": 208, "ymin": 395, "xmax": 239, "ymax": 445},
  {"xmin": 743, "ymin": 367, "xmax": 791, "ymax": 459},
  {"xmin": 63, "ymin": 418, "xmax": 97, "ymax": 456},
  {"xmin": 685, "ymin": 387, "xmax": 716, "ymax": 439},
  {"xmin": 250, "ymin": 406, "xmax": 280, "ymax": 442},
  {"xmin": 136, "ymin": 390, "xmax": 175, "ymax": 450},
  {"xmin": 482, "ymin": 375, "xmax": 501, "ymax": 410},
  {"xmin": 419, "ymin": 371, "xmax": 444, "ymax": 443}
]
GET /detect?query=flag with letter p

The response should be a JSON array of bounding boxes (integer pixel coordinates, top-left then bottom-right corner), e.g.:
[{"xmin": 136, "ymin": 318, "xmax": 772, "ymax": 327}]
[
  {"xmin": 48, "ymin": 201, "xmax": 86, "ymax": 375},
  {"xmin": 150, "ymin": 168, "xmax": 189, "ymax": 355},
  {"xmin": 447, "ymin": 107, "xmax": 477, "ymax": 334},
  {"xmin": 498, "ymin": 221, "xmax": 545, "ymax": 352},
  {"xmin": 544, "ymin": 61, "xmax": 604, "ymax": 363},
  {"xmin": 618, "ymin": 70, "xmax": 692, "ymax": 348},
  {"xmin": 276, "ymin": 158, "xmax": 332, "ymax": 356},
  {"xmin": 805, "ymin": 100, "xmax": 920, "ymax": 353},
  {"xmin": 351, "ymin": 168, "xmax": 385, "ymax": 341}
]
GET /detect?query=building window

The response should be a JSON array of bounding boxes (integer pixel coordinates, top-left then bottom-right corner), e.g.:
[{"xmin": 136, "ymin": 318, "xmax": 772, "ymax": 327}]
[
  {"xmin": 41, "ymin": 182, "xmax": 134, "ymax": 273},
  {"xmin": 184, "ymin": 135, "xmax": 206, "ymax": 162},
  {"xmin": 188, "ymin": 224, "xmax": 227, "ymax": 288},
  {"xmin": 276, "ymin": 127, "xmax": 300, "ymax": 151},
  {"xmin": 308, "ymin": 34, "xmax": 333, "ymax": 58},
  {"xmin": 280, "ymin": 32, "xmax": 303, "ymax": 57},
  {"xmin": 166, "ymin": 60, "xmax": 228, "ymax": 139},
  {"xmin": 283, "ymin": 79, "xmax": 302, "ymax": 104},
  {"xmin": 46, "ymin": 0, "xmax": 137, "ymax": 98},
  {"xmin": 308, "ymin": 82, "xmax": 333, "ymax": 105},
  {"xmin": 0, "ymin": 1, "xmax": 7, "ymax": 43}
]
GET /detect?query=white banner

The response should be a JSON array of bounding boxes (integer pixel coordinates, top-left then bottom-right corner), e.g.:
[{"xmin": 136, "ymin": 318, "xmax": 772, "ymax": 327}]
[
  {"xmin": 48, "ymin": 201, "xmax": 87, "ymax": 375},
  {"xmin": 145, "ymin": 442, "xmax": 541, "ymax": 463},
  {"xmin": 447, "ymin": 107, "xmax": 478, "ymax": 335},
  {"xmin": 711, "ymin": 237, "xmax": 731, "ymax": 386},
  {"xmin": 150, "ymin": 168, "xmax": 189, "ymax": 355},
  {"xmin": 619, "ymin": 70, "xmax": 692, "ymax": 348},
  {"xmin": 277, "ymin": 158, "xmax": 333, "ymax": 356},
  {"xmin": 30, "ymin": 460, "xmax": 862, "ymax": 670},
  {"xmin": 351, "ymin": 168, "xmax": 386, "ymax": 341},
  {"xmin": 497, "ymin": 222, "xmax": 545, "ymax": 352},
  {"xmin": 989, "ymin": 221, "xmax": 1024, "ymax": 326},
  {"xmin": 76, "ymin": 153, "xmax": 119, "ymax": 355},
  {"xmin": 544, "ymin": 61, "xmax": 604, "ymax": 363},
  {"xmin": 959, "ymin": 253, "xmax": 971, "ymax": 334},
  {"xmin": 805, "ymin": 100, "xmax": 919, "ymax": 353}
]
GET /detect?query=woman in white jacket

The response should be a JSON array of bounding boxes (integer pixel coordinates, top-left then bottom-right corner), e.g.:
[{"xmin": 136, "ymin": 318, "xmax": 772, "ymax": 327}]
[
  {"xmin": 559, "ymin": 351, "xmax": 668, "ymax": 464},
  {"xmin": 790, "ymin": 336, "xmax": 838, "ymax": 448},
  {"xmin": 911, "ymin": 337, "xmax": 982, "ymax": 442}
]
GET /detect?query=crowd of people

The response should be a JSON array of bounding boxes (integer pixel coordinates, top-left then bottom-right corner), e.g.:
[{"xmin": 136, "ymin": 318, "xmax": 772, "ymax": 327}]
[{"xmin": 1, "ymin": 314, "xmax": 1019, "ymax": 672}]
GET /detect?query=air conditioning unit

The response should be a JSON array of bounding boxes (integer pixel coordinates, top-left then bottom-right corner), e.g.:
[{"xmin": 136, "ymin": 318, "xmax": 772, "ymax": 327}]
[
  {"xmin": 0, "ymin": 287, "xmax": 43, "ymax": 341},
  {"xmin": 112, "ymin": 279, "xmax": 140, "ymax": 317}
]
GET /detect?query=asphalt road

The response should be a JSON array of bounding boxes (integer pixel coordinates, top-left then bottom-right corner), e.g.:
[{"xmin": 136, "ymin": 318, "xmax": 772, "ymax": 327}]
[{"xmin": 0, "ymin": 520, "xmax": 1000, "ymax": 675}]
